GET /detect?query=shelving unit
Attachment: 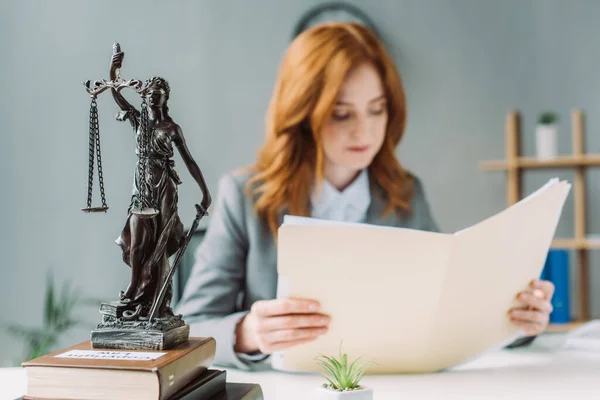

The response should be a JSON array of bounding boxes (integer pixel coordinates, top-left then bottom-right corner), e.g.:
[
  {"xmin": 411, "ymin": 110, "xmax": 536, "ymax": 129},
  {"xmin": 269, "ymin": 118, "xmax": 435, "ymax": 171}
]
[{"xmin": 480, "ymin": 109, "xmax": 598, "ymax": 331}]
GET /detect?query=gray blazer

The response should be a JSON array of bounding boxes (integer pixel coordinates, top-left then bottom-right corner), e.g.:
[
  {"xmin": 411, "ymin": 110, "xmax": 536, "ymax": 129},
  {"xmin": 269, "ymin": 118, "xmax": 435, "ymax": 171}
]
[{"xmin": 175, "ymin": 170, "xmax": 439, "ymax": 370}]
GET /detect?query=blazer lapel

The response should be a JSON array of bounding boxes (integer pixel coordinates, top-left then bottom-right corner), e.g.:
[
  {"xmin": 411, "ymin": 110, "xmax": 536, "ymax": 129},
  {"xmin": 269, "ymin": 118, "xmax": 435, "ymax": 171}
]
[{"xmin": 366, "ymin": 181, "xmax": 406, "ymax": 227}]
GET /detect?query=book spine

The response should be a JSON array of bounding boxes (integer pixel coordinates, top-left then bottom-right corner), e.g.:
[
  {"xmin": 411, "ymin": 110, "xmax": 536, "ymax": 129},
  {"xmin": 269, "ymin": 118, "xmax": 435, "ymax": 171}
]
[
  {"xmin": 544, "ymin": 249, "xmax": 570, "ymax": 323},
  {"xmin": 158, "ymin": 338, "xmax": 216, "ymax": 399}
]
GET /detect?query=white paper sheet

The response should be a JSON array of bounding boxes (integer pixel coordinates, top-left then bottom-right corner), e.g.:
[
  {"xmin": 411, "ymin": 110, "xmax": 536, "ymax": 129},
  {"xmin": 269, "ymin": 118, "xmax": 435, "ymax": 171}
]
[
  {"xmin": 54, "ymin": 350, "xmax": 167, "ymax": 361},
  {"xmin": 562, "ymin": 320, "xmax": 600, "ymax": 352}
]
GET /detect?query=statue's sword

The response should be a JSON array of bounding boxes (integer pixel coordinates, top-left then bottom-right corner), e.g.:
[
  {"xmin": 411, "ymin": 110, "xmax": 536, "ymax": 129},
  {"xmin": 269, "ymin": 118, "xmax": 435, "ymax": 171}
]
[{"xmin": 148, "ymin": 204, "xmax": 207, "ymax": 322}]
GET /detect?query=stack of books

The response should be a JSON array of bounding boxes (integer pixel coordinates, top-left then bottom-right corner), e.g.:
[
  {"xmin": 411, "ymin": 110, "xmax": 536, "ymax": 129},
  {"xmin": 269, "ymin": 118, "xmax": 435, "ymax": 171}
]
[{"xmin": 20, "ymin": 337, "xmax": 263, "ymax": 399}]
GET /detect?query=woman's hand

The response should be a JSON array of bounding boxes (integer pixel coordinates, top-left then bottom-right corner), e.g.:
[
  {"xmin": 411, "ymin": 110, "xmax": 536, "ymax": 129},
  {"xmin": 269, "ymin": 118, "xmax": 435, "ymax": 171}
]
[
  {"xmin": 234, "ymin": 298, "xmax": 330, "ymax": 355},
  {"xmin": 508, "ymin": 279, "xmax": 555, "ymax": 336},
  {"xmin": 110, "ymin": 51, "xmax": 124, "ymax": 72}
]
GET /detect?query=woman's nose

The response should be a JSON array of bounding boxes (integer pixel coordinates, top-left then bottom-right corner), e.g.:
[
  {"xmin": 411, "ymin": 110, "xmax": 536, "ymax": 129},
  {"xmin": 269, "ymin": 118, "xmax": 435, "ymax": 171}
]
[{"xmin": 350, "ymin": 116, "xmax": 368, "ymax": 139}]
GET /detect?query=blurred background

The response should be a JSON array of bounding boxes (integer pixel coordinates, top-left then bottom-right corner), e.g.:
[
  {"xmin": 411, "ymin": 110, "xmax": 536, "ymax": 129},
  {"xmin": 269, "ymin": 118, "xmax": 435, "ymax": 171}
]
[{"xmin": 2, "ymin": 0, "xmax": 600, "ymax": 366}]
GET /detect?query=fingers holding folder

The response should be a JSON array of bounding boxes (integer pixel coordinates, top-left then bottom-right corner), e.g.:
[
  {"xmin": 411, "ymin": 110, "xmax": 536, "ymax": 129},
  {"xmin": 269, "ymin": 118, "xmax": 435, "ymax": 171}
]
[
  {"xmin": 509, "ymin": 279, "xmax": 555, "ymax": 336},
  {"xmin": 234, "ymin": 298, "xmax": 330, "ymax": 355}
]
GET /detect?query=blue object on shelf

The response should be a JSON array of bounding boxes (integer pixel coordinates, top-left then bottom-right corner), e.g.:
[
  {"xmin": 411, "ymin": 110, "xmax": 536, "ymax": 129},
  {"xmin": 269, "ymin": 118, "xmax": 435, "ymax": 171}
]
[
  {"xmin": 540, "ymin": 260, "xmax": 548, "ymax": 281},
  {"xmin": 541, "ymin": 249, "xmax": 570, "ymax": 323}
]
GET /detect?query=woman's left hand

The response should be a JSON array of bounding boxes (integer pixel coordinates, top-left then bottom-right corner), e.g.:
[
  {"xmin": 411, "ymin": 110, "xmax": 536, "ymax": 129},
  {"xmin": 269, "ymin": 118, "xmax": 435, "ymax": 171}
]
[{"xmin": 508, "ymin": 279, "xmax": 555, "ymax": 336}]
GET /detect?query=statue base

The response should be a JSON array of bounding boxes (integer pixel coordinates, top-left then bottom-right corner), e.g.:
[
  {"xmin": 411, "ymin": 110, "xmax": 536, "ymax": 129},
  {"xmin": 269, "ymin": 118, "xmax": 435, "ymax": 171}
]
[{"xmin": 91, "ymin": 301, "xmax": 190, "ymax": 350}]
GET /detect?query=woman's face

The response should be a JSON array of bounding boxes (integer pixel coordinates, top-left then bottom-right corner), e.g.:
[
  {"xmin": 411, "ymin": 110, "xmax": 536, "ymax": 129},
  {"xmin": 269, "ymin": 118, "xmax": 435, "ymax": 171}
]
[
  {"xmin": 146, "ymin": 86, "xmax": 167, "ymax": 108},
  {"xmin": 320, "ymin": 62, "xmax": 388, "ymax": 178}
]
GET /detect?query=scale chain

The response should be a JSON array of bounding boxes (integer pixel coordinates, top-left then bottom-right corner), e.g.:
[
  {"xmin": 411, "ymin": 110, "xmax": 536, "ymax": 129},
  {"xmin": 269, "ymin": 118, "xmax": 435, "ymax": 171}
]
[
  {"xmin": 86, "ymin": 98, "xmax": 97, "ymax": 209},
  {"xmin": 94, "ymin": 102, "xmax": 107, "ymax": 209},
  {"xmin": 138, "ymin": 99, "xmax": 149, "ymax": 210},
  {"xmin": 84, "ymin": 97, "xmax": 108, "ymax": 212}
]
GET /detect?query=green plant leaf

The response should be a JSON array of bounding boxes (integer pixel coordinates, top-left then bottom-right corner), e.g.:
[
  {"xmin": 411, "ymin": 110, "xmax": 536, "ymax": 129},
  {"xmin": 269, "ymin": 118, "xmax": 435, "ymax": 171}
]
[
  {"xmin": 7, "ymin": 326, "xmax": 49, "ymax": 344},
  {"xmin": 46, "ymin": 278, "xmax": 85, "ymax": 334},
  {"xmin": 60, "ymin": 280, "xmax": 73, "ymax": 312},
  {"xmin": 340, "ymin": 352, "xmax": 348, "ymax": 387},
  {"xmin": 60, "ymin": 281, "xmax": 78, "ymax": 316},
  {"xmin": 352, "ymin": 364, "xmax": 370, "ymax": 386},
  {"xmin": 316, "ymin": 361, "xmax": 337, "ymax": 382},
  {"xmin": 6, "ymin": 325, "xmax": 37, "ymax": 338},
  {"xmin": 5, "ymin": 324, "xmax": 57, "ymax": 363},
  {"xmin": 322, "ymin": 354, "xmax": 343, "ymax": 371},
  {"xmin": 55, "ymin": 318, "xmax": 78, "ymax": 333},
  {"xmin": 26, "ymin": 334, "xmax": 56, "ymax": 361},
  {"xmin": 538, "ymin": 111, "xmax": 558, "ymax": 125},
  {"xmin": 346, "ymin": 356, "xmax": 363, "ymax": 386},
  {"xmin": 44, "ymin": 272, "xmax": 55, "ymax": 327},
  {"xmin": 316, "ymin": 358, "xmax": 342, "ymax": 388}
]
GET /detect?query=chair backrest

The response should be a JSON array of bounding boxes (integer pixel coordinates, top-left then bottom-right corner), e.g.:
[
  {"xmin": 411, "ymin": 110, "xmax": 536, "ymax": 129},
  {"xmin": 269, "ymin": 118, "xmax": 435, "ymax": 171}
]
[{"xmin": 173, "ymin": 228, "xmax": 206, "ymax": 306}]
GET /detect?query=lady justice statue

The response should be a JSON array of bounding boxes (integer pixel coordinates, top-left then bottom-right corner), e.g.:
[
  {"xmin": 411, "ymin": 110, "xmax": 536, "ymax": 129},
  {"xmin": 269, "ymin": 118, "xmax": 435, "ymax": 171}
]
[{"xmin": 83, "ymin": 43, "xmax": 211, "ymax": 350}]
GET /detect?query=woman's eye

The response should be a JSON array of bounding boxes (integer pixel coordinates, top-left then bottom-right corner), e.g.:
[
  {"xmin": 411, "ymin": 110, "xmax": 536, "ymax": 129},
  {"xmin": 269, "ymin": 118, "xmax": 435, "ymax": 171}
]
[
  {"xmin": 332, "ymin": 111, "xmax": 351, "ymax": 121},
  {"xmin": 369, "ymin": 107, "xmax": 386, "ymax": 115}
]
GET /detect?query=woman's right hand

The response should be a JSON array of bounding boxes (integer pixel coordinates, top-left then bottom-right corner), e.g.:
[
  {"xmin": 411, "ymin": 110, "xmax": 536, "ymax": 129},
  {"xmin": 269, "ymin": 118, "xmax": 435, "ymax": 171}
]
[
  {"xmin": 110, "ymin": 52, "xmax": 124, "ymax": 72},
  {"xmin": 234, "ymin": 298, "xmax": 330, "ymax": 355}
]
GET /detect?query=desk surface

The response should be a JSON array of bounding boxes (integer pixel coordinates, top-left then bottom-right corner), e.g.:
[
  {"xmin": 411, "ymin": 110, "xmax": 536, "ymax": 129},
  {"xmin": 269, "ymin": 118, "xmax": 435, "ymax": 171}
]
[{"xmin": 3, "ymin": 334, "xmax": 600, "ymax": 400}]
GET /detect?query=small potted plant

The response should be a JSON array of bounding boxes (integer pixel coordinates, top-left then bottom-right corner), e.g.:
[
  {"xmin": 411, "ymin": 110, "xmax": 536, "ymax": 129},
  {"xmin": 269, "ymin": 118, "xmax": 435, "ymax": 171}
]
[
  {"xmin": 314, "ymin": 345, "xmax": 373, "ymax": 400},
  {"xmin": 536, "ymin": 111, "xmax": 559, "ymax": 160}
]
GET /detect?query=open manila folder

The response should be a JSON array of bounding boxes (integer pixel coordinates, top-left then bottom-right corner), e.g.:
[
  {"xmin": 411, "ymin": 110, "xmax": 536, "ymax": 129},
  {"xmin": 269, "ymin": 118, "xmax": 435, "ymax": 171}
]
[{"xmin": 272, "ymin": 178, "xmax": 571, "ymax": 374}]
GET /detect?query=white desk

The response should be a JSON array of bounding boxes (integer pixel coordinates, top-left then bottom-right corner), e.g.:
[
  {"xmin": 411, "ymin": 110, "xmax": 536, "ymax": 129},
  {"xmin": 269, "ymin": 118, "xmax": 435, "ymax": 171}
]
[{"xmin": 3, "ymin": 334, "xmax": 600, "ymax": 400}]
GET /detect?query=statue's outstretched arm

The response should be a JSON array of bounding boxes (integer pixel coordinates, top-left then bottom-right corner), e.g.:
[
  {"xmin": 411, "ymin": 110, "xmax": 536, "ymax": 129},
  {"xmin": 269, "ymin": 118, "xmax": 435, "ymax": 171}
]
[
  {"xmin": 173, "ymin": 126, "xmax": 212, "ymax": 212},
  {"xmin": 109, "ymin": 44, "xmax": 140, "ymax": 122}
]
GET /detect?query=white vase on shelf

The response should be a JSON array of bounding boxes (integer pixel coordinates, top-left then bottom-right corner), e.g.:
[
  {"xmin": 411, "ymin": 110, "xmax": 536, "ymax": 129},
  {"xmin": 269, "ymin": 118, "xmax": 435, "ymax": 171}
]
[{"xmin": 536, "ymin": 123, "xmax": 558, "ymax": 160}]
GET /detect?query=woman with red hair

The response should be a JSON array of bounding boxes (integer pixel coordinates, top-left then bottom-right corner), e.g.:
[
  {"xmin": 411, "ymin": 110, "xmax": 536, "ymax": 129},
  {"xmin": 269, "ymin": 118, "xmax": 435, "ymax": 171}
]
[{"xmin": 176, "ymin": 22, "xmax": 554, "ymax": 370}]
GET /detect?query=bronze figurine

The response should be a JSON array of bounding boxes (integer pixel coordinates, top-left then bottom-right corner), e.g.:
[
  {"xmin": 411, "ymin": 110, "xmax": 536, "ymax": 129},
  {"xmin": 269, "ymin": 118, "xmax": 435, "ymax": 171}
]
[{"xmin": 83, "ymin": 43, "xmax": 211, "ymax": 350}]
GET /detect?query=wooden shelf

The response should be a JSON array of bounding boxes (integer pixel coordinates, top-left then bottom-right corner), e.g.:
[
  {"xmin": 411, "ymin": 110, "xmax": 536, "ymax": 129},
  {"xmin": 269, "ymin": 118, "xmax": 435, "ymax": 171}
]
[
  {"xmin": 546, "ymin": 321, "xmax": 586, "ymax": 333},
  {"xmin": 480, "ymin": 109, "xmax": 594, "ymax": 322},
  {"xmin": 481, "ymin": 154, "xmax": 600, "ymax": 171},
  {"xmin": 552, "ymin": 238, "xmax": 600, "ymax": 249}
]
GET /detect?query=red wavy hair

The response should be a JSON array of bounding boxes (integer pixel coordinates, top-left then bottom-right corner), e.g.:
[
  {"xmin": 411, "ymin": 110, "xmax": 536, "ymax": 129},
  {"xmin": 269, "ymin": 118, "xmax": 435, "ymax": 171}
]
[{"xmin": 247, "ymin": 22, "xmax": 414, "ymax": 236}]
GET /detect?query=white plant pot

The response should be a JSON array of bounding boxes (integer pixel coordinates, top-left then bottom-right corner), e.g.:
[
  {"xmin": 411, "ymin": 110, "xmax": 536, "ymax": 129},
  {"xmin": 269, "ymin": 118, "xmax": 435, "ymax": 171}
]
[
  {"xmin": 535, "ymin": 124, "xmax": 558, "ymax": 159},
  {"xmin": 315, "ymin": 386, "xmax": 373, "ymax": 400}
]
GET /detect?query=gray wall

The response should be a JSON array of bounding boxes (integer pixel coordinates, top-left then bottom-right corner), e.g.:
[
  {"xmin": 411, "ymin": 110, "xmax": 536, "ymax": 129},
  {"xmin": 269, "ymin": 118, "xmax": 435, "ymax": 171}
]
[{"xmin": 2, "ymin": 0, "xmax": 600, "ymax": 365}]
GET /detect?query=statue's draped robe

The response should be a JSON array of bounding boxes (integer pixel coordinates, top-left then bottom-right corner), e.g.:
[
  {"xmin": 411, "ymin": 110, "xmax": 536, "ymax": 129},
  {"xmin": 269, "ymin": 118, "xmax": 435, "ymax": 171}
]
[{"xmin": 116, "ymin": 118, "xmax": 185, "ymax": 314}]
